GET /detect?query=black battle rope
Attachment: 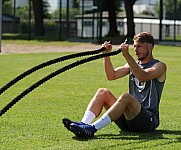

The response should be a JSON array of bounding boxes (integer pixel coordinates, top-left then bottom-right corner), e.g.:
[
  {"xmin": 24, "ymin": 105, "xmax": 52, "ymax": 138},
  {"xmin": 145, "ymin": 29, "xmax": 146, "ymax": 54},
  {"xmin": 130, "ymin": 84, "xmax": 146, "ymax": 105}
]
[
  {"xmin": 0, "ymin": 47, "xmax": 106, "ymax": 95},
  {"xmin": 0, "ymin": 49, "xmax": 122, "ymax": 116}
]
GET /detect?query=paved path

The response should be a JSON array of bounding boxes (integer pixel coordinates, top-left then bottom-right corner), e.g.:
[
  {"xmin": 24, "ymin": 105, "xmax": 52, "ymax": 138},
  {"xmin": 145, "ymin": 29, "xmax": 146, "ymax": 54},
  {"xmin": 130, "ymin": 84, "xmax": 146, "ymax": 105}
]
[{"xmin": 1, "ymin": 43, "xmax": 102, "ymax": 54}]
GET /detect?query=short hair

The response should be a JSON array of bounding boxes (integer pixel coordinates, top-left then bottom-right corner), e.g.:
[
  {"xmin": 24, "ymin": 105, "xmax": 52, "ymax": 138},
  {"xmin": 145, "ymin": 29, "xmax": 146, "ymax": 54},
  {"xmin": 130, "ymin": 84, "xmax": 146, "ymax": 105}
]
[{"xmin": 133, "ymin": 32, "xmax": 154, "ymax": 47}]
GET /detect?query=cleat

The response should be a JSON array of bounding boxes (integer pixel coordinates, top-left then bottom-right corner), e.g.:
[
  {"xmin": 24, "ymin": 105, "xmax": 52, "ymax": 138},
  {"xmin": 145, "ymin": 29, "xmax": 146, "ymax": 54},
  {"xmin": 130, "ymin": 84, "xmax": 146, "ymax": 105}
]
[
  {"xmin": 62, "ymin": 118, "xmax": 84, "ymax": 132},
  {"xmin": 70, "ymin": 122, "xmax": 97, "ymax": 138}
]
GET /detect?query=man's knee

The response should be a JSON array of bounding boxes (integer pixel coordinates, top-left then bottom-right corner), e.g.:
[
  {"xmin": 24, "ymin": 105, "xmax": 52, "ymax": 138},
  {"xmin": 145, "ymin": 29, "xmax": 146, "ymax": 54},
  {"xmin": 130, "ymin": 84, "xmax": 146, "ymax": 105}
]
[
  {"xmin": 118, "ymin": 93, "xmax": 131, "ymax": 103},
  {"xmin": 97, "ymin": 88, "xmax": 110, "ymax": 95},
  {"xmin": 120, "ymin": 92, "xmax": 130, "ymax": 99}
]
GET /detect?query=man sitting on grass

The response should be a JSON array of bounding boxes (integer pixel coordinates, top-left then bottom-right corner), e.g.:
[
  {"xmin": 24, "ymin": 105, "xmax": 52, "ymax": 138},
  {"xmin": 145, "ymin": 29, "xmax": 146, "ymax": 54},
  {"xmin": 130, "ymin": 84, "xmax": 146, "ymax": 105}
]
[{"xmin": 62, "ymin": 32, "xmax": 167, "ymax": 138}]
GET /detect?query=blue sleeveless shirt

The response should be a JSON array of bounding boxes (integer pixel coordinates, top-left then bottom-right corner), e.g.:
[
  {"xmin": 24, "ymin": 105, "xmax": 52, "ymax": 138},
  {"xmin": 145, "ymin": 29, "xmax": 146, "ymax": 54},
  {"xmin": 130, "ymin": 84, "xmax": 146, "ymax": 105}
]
[{"xmin": 129, "ymin": 59, "xmax": 165, "ymax": 125}]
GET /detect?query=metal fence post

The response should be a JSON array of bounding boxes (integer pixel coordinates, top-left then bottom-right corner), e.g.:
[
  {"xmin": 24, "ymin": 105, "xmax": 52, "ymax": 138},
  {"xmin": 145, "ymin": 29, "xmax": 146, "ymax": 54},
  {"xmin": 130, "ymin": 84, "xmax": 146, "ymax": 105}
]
[
  {"xmin": 159, "ymin": 0, "xmax": 163, "ymax": 41},
  {"xmin": 28, "ymin": 0, "xmax": 31, "ymax": 40},
  {"xmin": 59, "ymin": 0, "xmax": 62, "ymax": 40},
  {"xmin": 98, "ymin": 0, "xmax": 102, "ymax": 43},
  {"xmin": 0, "ymin": 0, "xmax": 2, "ymax": 53},
  {"xmin": 81, "ymin": 0, "xmax": 84, "ymax": 38},
  {"xmin": 66, "ymin": 0, "xmax": 69, "ymax": 39}
]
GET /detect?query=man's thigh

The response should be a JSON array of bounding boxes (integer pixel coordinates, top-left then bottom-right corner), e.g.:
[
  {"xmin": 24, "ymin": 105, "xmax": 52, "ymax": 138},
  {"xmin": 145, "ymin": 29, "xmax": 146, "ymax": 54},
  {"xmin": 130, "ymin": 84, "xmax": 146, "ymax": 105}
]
[
  {"xmin": 115, "ymin": 106, "xmax": 157, "ymax": 132},
  {"xmin": 120, "ymin": 93, "xmax": 142, "ymax": 120}
]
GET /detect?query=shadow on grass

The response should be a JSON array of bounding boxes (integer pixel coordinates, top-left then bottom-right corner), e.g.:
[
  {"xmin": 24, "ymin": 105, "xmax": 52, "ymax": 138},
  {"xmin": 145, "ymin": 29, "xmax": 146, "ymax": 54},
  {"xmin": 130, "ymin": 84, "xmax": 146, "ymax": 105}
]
[
  {"xmin": 72, "ymin": 136, "xmax": 92, "ymax": 141},
  {"xmin": 93, "ymin": 129, "xmax": 181, "ymax": 148},
  {"xmin": 72, "ymin": 129, "xmax": 181, "ymax": 143},
  {"xmin": 95, "ymin": 129, "xmax": 181, "ymax": 140}
]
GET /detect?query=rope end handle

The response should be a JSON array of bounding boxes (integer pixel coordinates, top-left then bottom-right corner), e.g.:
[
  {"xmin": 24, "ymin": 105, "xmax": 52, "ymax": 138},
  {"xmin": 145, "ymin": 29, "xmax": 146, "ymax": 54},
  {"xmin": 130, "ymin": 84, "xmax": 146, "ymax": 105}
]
[
  {"xmin": 117, "ymin": 38, "xmax": 128, "ymax": 52},
  {"xmin": 124, "ymin": 38, "xmax": 128, "ymax": 44}
]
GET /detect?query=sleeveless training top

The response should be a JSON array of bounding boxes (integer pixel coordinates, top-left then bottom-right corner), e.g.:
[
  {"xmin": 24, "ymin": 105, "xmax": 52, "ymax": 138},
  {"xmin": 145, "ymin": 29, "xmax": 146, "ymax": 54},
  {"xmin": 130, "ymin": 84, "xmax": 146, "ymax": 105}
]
[{"xmin": 129, "ymin": 59, "xmax": 165, "ymax": 123}]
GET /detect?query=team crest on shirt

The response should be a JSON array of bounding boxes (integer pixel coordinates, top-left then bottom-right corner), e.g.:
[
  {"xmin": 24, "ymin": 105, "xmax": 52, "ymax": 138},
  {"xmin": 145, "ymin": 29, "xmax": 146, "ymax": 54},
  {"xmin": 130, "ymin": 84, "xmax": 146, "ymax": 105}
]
[{"xmin": 135, "ymin": 78, "xmax": 146, "ymax": 92}]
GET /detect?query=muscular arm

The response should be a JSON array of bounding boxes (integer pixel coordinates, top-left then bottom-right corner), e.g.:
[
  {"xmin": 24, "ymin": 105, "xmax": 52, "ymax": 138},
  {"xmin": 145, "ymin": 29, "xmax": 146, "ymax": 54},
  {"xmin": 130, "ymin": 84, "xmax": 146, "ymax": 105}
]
[
  {"xmin": 104, "ymin": 56, "xmax": 130, "ymax": 80},
  {"xmin": 101, "ymin": 41, "xmax": 130, "ymax": 81},
  {"xmin": 123, "ymin": 53, "xmax": 167, "ymax": 82}
]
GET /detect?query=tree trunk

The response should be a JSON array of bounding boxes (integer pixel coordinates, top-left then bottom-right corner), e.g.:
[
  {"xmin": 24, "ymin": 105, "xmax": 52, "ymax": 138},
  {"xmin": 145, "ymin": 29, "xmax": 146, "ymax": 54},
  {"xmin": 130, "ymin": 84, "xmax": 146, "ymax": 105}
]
[
  {"xmin": 124, "ymin": 0, "xmax": 137, "ymax": 40},
  {"xmin": 32, "ymin": 0, "xmax": 44, "ymax": 36},
  {"xmin": 107, "ymin": 0, "xmax": 119, "ymax": 36}
]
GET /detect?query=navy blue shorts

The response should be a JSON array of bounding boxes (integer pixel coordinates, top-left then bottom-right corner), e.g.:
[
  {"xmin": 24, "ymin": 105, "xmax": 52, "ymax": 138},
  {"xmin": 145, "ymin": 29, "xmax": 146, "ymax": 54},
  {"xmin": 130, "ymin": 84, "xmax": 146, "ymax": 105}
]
[{"xmin": 114, "ymin": 106, "xmax": 159, "ymax": 132}]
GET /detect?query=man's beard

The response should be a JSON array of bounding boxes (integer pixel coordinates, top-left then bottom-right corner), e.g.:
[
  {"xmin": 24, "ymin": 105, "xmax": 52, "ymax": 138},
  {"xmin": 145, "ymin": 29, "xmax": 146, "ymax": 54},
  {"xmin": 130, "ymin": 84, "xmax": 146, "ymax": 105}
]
[{"xmin": 138, "ymin": 49, "xmax": 149, "ymax": 61}]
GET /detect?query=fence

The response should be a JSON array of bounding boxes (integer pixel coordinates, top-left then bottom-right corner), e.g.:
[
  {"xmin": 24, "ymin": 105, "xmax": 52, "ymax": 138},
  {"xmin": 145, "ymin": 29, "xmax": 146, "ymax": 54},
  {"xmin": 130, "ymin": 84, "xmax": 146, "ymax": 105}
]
[{"xmin": 2, "ymin": 14, "xmax": 20, "ymax": 33}]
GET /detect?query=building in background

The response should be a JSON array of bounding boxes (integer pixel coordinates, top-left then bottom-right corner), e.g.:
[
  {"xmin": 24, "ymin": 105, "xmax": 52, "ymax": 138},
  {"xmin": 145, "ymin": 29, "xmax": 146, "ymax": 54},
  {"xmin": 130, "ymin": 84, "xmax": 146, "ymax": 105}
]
[
  {"xmin": 134, "ymin": 0, "xmax": 159, "ymax": 14},
  {"xmin": 2, "ymin": 14, "xmax": 20, "ymax": 33},
  {"xmin": 76, "ymin": 10, "xmax": 181, "ymax": 41},
  {"xmin": 79, "ymin": 0, "xmax": 94, "ymax": 12}
]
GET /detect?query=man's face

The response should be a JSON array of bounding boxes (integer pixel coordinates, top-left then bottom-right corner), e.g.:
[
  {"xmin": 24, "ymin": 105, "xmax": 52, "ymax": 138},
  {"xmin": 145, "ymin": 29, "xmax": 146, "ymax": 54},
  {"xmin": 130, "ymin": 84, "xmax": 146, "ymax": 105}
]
[{"xmin": 133, "ymin": 41, "xmax": 149, "ymax": 61}]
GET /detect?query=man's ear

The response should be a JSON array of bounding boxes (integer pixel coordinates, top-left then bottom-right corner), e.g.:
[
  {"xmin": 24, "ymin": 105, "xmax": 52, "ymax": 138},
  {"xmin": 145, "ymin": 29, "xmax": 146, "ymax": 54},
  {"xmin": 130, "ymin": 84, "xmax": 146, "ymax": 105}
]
[{"xmin": 148, "ymin": 44, "xmax": 153, "ymax": 51}]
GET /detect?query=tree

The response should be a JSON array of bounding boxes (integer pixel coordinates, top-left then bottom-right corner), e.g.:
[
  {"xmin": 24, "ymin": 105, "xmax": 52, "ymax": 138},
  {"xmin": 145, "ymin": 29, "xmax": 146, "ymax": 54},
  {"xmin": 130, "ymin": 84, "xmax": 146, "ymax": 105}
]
[
  {"xmin": 72, "ymin": 0, "xmax": 79, "ymax": 8},
  {"xmin": 32, "ymin": 0, "xmax": 44, "ymax": 36},
  {"xmin": 164, "ymin": 0, "xmax": 181, "ymax": 20},
  {"xmin": 96, "ymin": 0, "xmax": 137, "ymax": 38},
  {"xmin": 51, "ymin": 8, "xmax": 79, "ymax": 19},
  {"xmin": 31, "ymin": 0, "xmax": 49, "ymax": 36},
  {"xmin": 2, "ymin": 0, "xmax": 12, "ymax": 14},
  {"xmin": 155, "ymin": 0, "xmax": 181, "ymax": 20},
  {"xmin": 107, "ymin": 0, "xmax": 119, "ymax": 36},
  {"xmin": 124, "ymin": 0, "xmax": 137, "ymax": 40},
  {"xmin": 94, "ymin": 0, "xmax": 120, "ymax": 36},
  {"xmin": 16, "ymin": 4, "xmax": 31, "ymax": 20}
]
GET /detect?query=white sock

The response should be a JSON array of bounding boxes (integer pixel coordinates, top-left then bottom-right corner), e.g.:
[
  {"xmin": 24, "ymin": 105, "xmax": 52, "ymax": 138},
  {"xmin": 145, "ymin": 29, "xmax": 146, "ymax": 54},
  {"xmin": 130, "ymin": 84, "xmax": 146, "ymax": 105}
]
[
  {"xmin": 91, "ymin": 113, "xmax": 111, "ymax": 130},
  {"xmin": 81, "ymin": 110, "xmax": 95, "ymax": 124}
]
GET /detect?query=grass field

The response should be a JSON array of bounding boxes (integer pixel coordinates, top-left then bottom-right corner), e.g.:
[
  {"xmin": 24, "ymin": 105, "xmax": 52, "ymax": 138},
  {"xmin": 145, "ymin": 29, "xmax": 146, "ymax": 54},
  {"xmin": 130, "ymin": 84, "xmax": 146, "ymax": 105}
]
[{"xmin": 0, "ymin": 44, "xmax": 181, "ymax": 149}]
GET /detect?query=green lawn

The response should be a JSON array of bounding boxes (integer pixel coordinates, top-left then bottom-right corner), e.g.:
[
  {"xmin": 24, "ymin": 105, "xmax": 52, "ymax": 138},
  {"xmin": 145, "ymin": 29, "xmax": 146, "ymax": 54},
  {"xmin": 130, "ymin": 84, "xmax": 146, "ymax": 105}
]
[{"xmin": 0, "ymin": 45, "xmax": 181, "ymax": 149}]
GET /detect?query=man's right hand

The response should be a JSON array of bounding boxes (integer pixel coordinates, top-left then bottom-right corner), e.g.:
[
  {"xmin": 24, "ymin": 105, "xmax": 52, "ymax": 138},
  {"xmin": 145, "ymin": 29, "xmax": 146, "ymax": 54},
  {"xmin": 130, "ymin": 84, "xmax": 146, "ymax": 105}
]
[
  {"xmin": 118, "ymin": 42, "xmax": 129, "ymax": 57},
  {"xmin": 102, "ymin": 41, "xmax": 112, "ymax": 54}
]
